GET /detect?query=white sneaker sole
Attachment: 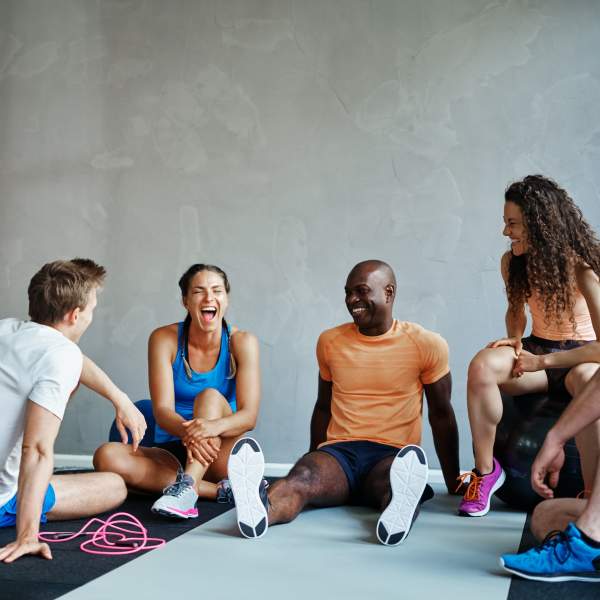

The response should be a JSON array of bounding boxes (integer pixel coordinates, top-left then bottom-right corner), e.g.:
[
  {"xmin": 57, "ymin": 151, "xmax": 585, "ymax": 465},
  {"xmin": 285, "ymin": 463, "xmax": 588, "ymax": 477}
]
[
  {"xmin": 151, "ymin": 499, "xmax": 198, "ymax": 519},
  {"xmin": 376, "ymin": 445, "xmax": 428, "ymax": 546},
  {"xmin": 228, "ymin": 437, "xmax": 268, "ymax": 539}
]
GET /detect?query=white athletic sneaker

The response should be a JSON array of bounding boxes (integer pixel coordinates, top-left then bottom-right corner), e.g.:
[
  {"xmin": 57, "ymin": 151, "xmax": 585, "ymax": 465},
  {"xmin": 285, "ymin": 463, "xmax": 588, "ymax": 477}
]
[
  {"xmin": 376, "ymin": 444, "xmax": 428, "ymax": 546},
  {"xmin": 227, "ymin": 437, "xmax": 269, "ymax": 539},
  {"xmin": 151, "ymin": 472, "xmax": 199, "ymax": 519}
]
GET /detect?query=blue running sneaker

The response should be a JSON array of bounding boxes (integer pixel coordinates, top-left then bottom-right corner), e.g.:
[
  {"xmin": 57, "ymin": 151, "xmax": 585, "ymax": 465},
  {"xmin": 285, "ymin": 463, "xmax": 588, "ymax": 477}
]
[{"xmin": 500, "ymin": 523, "xmax": 600, "ymax": 582}]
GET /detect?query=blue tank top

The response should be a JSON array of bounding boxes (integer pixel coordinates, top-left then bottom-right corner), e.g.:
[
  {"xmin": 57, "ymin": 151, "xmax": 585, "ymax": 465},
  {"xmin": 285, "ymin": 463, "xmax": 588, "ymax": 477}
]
[{"xmin": 154, "ymin": 322, "xmax": 237, "ymax": 443}]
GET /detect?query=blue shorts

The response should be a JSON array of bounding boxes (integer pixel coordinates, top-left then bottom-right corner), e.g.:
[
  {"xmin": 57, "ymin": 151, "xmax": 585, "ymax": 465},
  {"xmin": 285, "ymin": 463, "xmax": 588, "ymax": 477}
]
[
  {"xmin": 318, "ymin": 440, "xmax": 400, "ymax": 495},
  {"xmin": 0, "ymin": 484, "xmax": 56, "ymax": 528}
]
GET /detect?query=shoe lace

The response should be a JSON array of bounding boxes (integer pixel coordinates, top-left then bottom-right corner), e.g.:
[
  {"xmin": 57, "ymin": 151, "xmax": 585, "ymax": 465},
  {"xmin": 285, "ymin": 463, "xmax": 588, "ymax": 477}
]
[
  {"xmin": 535, "ymin": 530, "xmax": 573, "ymax": 565},
  {"xmin": 162, "ymin": 471, "xmax": 190, "ymax": 498},
  {"xmin": 456, "ymin": 471, "xmax": 482, "ymax": 500},
  {"xmin": 216, "ymin": 479, "xmax": 234, "ymax": 504}
]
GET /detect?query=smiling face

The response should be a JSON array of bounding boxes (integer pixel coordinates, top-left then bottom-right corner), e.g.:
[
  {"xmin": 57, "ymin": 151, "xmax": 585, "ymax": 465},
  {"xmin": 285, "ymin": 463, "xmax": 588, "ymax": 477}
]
[
  {"xmin": 503, "ymin": 201, "xmax": 528, "ymax": 256},
  {"xmin": 183, "ymin": 270, "xmax": 229, "ymax": 332},
  {"xmin": 344, "ymin": 262, "xmax": 395, "ymax": 336}
]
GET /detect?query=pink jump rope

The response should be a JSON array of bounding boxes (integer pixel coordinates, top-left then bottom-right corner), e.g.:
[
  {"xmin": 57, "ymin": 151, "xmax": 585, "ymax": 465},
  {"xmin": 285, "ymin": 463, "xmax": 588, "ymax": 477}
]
[{"xmin": 38, "ymin": 512, "xmax": 166, "ymax": 556}]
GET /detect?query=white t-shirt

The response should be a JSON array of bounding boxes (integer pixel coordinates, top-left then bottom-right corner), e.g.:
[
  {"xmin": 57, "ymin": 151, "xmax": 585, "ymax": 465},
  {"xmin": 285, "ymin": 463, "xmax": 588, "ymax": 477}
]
[{"xmin": 0, "ymin": 318, "xmax": 82, "ymax": 506}]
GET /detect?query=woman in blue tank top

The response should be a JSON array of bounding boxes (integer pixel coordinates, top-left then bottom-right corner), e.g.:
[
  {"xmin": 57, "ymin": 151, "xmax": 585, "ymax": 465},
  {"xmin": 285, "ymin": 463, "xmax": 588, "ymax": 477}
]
[{"xmin": 93, "ymin": 264, "xmax": 261, "ymax": 519}]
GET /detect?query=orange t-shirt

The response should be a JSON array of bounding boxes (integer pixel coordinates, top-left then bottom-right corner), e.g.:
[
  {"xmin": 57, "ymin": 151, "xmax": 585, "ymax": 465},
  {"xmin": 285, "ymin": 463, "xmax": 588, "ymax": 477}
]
[{"xmin": 316, "ymin": 319, "xmax": 449, "ymax": 449}]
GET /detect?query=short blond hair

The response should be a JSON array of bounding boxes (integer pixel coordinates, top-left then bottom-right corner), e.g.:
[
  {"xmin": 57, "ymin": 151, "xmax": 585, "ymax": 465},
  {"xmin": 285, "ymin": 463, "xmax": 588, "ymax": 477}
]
[{"xmin": 28, "ymin": 258, "xmax": 106, "ymax": 324}]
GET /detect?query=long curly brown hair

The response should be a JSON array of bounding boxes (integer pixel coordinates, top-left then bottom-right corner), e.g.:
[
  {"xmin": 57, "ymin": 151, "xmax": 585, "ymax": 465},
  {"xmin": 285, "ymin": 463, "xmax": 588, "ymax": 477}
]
[{"xmin": 505, "ymin": 175, "xmax": 600, "ymax": 328}]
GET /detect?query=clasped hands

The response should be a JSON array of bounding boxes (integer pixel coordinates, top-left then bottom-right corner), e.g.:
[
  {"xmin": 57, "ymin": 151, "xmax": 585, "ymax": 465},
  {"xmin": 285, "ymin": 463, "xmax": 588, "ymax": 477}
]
[
  {"xmin": 486, "ymin": 337, "xmax": 544, "ymax": 378},
  {"xmin": 181, "ymin": 417, "xmax": 222, "ymax": 467}
]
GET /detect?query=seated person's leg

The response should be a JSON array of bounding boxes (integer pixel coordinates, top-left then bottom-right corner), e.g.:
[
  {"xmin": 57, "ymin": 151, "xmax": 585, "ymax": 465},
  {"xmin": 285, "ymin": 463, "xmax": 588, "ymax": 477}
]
[
  {"xmin": 94, "ymin": 443, "xmax": 182, "ymax": 493},
  {"xmin": 501, "ymin": 459, "xmax": 600, "ymax": 582},
  {"xmin": 47, "ymin": 472, "xmax": 126, "ymax": 521},
  {"xmin": 150, "ymin": 388, "xmax": 233, "ymax": 518},
  {"xmin": 227, "ymin": 438, "xmax": 350, "ymax": 538},
  {"xmin": 575, "ymin": 452, "xmax": 600, "ymax": 545},
  {"xmin": 95, "ymin": 388, "xmax": 232, "ymax": 519},
  {"xmin": 531, "ymin": 498, "xmax": 585, "ymax": 541},
  {"xmin": 469, "ymin": 346, "xmax": 547, "ymax": 473},
  {"xmin": 463, "ymin": 344, "xmax": 547, "ymax": 516},
  {"xmin": 358, "ymin": 444, "xmax": 428, "ymax": 545},
  {"xmin": 166, "ymin": 387, "xmax": 233, "ymax": 492},
  {"xmin": 269, "ymin": 450, "xmax": 350, "ymax": 522},
  {"xmin": 566, "ymin": 364, "xmax": 600, "ymax": 492}
]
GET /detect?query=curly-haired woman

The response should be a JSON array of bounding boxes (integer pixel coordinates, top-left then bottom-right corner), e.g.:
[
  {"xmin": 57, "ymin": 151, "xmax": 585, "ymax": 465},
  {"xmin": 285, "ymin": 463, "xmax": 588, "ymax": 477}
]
[{"xmin": 459, "ymin": 175, "xmax": 600, "ymax": 517}]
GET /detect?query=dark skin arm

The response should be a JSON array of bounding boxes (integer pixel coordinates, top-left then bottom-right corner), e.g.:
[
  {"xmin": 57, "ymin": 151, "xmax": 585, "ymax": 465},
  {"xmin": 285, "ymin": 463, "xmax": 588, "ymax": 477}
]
[
  {"xmin": 309, "ymin": 376, "xmax": 333, "ymax": 452},
  {"xmin": 423, "ymin": 372, "xmax": 462, "ymax": 495}
]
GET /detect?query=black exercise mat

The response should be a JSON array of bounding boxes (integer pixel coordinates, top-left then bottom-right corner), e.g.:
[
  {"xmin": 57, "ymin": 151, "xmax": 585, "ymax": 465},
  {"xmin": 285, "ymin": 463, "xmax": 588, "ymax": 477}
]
[
  {"xmin": 507, "ymin": 514, "xmax": 599, "ymax": 599},
  {"xmin": 0, "ymin": 493, "xmax": 231, "ymax": 600}
]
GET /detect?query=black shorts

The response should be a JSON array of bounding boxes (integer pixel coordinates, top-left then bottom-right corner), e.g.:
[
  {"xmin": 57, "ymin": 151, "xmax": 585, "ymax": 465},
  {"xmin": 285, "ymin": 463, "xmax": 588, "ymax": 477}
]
[
  {"xmin": 522, "ymin": 335, "xmax": 590, "ymax": 401},
  {"xmin": 154, "ymin": 440, "xmax": 188, "ymax": 467},
  {"xmin": 317, "ymin": 440, "xmax": 400, "ymax": 496}
]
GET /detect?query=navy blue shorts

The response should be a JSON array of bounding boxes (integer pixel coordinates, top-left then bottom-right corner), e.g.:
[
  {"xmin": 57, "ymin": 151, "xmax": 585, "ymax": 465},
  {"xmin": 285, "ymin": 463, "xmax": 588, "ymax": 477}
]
[{"xmin": 318, "ymin": 440, "xmax": 400, "ymax": 495}]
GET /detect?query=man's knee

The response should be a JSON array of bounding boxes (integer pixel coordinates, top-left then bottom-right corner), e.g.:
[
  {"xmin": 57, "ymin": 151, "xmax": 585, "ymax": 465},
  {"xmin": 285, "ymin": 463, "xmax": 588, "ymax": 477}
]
[
  {"xmin": 282, "ymin": 457, "xmax": 325, "ymax": 496},
  {"xmin": 102, "ymin": 472, "xmax": 128, "ymax": 504},
  {"xmin": 566, "ymin": 363, "xmax": 599, "ymax": 396},
  {"xmin": 268, "ymin": 462, "xmax": 319, "ymax": 517}
]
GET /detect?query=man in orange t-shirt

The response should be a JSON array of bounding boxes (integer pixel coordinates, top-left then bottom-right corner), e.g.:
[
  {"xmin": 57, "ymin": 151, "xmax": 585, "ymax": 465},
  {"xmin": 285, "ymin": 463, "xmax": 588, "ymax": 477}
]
[{"xmin": 227, "ymin": 260, "xmax": 462, "ymax": 545}]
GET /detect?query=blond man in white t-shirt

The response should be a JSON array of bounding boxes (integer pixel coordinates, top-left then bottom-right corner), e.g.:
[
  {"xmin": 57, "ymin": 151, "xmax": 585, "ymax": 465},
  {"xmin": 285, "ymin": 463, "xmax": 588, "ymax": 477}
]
[{"xmin": 0, "ymin": 259, "xmax": 146, "ymax": 563}]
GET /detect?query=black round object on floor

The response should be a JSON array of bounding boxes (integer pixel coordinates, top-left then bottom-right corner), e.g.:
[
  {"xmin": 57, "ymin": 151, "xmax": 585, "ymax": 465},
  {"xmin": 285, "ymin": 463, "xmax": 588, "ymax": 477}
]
[{"xmin": 493, "ymin": 392, "xmax": 584, "ymax": 510}]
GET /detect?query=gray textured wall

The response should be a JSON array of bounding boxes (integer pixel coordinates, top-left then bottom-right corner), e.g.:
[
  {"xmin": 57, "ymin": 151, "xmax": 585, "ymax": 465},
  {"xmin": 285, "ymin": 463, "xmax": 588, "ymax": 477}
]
[{"xmin": 1, "ymin": 0, "xmax": 600, "ymax": 468}]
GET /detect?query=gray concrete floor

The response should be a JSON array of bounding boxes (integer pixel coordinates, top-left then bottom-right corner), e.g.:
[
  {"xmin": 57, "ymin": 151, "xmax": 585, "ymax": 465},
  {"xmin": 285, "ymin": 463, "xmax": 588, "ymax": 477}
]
[{"xmin": 62, "ymin": 485, "xmax": 526, "ymax": 600}]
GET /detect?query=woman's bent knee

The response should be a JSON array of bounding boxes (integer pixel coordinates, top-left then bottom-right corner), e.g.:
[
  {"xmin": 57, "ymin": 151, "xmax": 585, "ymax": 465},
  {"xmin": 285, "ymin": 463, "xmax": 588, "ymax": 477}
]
[
  {"xmin": 93, "ymin": 442, "xmax": 130, "ymax": 474},
  {"xmin": 468, "ymin": 348, "xmax": 515, "ymax": 390},
  {"xmin": 468, "ymin": 360, "xmax": 494, "ymax": 393},
  {"xmin": 193, "ymin": 388, "xmax": 231, "ymax": 417},
  {"xmin": 194, "ymin": 387, "xmax": 226, "ymax": 405}
]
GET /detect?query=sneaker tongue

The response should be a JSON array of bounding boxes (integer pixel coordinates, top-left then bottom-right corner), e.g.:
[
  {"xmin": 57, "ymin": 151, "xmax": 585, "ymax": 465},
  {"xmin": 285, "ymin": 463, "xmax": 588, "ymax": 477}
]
[
  {"xmin": 181, "ymin": 474, "xmax": 195, "ymax": 486},
  {"xmin": 472, "ymin": 468, "xmax": 483, "ymax": 477}
]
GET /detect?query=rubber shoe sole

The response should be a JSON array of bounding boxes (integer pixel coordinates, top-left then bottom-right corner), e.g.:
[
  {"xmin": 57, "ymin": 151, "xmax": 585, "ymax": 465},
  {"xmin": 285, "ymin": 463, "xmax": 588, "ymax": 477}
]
[
  {"xmin": 499, "ymin": 557, "xmax": 600, "ymax": 583},
  {"xmin": 376, "ymin": 445, "xmax": 428, "ymax": 546},
  {"xmin": 151, "ymin": 505, "xmax": 198, "ymax": 519},
  {"xmin": 458, "ymin": 469, "xmax": 506, "ymax": 517},
  {"xmin": 228, "ymin": 437, "xmax": 268, "ymax": 539}
]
